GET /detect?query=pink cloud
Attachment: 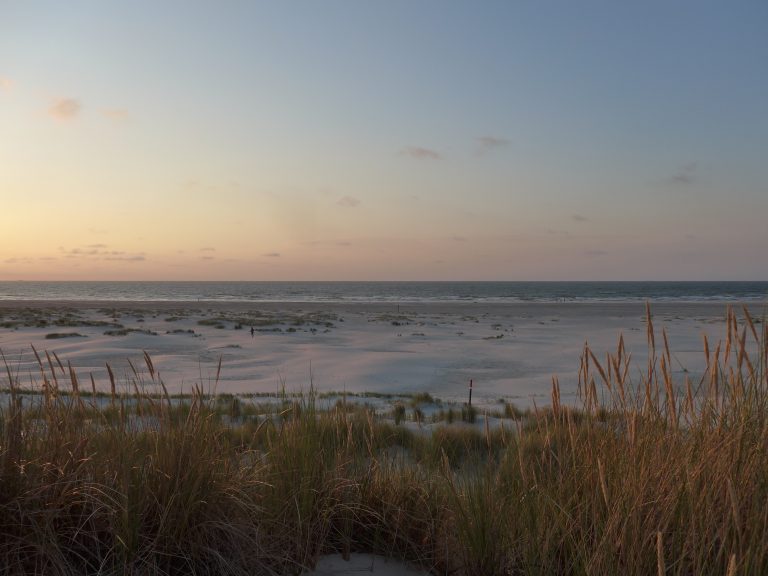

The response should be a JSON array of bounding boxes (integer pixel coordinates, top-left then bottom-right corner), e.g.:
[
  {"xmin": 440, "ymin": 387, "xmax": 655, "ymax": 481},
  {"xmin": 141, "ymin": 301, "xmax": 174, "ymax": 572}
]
[
  {"xmin": 476, "ymin": 135, "xmax": 509, "ymax": 154},
  {"xmin": 400, "ymin": 146, "xmax": 441, "ymax": 160},
  {"xmin": 49, "ymin": 98, "xmax": 81, "ymax": 120},
  {"xmin": 337, "ymin": 196, "xmax": 361, "ymax": 208}
]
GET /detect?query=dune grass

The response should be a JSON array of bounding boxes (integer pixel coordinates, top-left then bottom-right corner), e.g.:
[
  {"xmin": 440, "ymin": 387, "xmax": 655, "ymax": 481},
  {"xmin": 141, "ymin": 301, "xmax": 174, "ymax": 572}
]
[{"xmin": 0, "ymin": 305, "xmax": 767, "ymax": 574}]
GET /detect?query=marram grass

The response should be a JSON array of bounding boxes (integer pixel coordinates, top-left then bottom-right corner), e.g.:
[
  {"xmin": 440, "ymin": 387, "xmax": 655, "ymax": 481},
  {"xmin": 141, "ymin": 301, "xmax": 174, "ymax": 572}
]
[{"xmin": 0, "ymin": 306, "xmax": 766, "ymax": 575}]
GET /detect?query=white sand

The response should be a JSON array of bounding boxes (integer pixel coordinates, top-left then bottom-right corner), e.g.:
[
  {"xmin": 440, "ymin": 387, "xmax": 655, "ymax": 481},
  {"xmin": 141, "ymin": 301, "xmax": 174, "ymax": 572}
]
[
  {"xmin": 304, "ymin": 553, "xmax": 430, "ymax": 576},
  {"xmin": 0, "ymin": 300, "xmax": 760, "ymax": 407}
]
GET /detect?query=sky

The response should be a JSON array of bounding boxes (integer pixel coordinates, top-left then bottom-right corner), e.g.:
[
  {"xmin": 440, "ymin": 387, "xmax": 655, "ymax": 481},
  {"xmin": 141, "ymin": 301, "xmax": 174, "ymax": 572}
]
[{"xmin": 1, "ymin": 1, "xmax": 766, "ymax": 281}]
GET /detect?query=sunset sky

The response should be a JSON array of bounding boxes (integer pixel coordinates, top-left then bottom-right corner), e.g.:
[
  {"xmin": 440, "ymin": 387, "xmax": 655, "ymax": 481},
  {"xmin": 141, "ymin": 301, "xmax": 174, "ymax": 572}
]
[{"xmin": 1, "ymin": 1, "xmax": 766, "ymax": 281}]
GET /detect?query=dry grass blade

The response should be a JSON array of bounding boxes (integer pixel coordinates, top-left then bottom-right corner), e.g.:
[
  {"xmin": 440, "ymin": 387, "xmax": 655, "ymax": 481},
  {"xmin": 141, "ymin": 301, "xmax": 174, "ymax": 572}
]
[
  {"xmin": 127, "ymin": 358, "xmax": 139, "ymax": 379},
  {"xmin": 742, "ymin": 306, "xmax": 759, "ymax": 343},
  {"xmin": 663, "ymin": 328, "xmax": 672, "ymax": 368},
  {"xmin": 656, "ymin": 531, "xmax": 665, "ymax": 576},
  {"xmin": 660, "ymin": 355, "xmax": 678, "ymax": 426},
  {"xmin": 646, "ymin": 302, "xmax": 656, "ymax": 350},
  {"xmin": 618, "ymin": 332, "xmax": 626, "ymax": 361},
  {"xmin": 586, "ymin": 345, "xmax": 610, "ymax": 391},
  {"xmin": 160, "ymin": 378, "xmax": 172, "ymax": 410},
  {"xmin": 703, "ymin": 333, "xmax": 711, "ymax": 369},
  {"xmin": 52, "ymin": 350, "xmax": 66, "ymax": 374},
  {"xmin": 727, "ymin": 477, "xmax": 743, "ymax": 545},
  {"xmin": 31, "ymin": 344, "xmax": 43, "ymax": 369},
  {"xmin": 1, "ymin": 349, "xmax": 15, "ymax": 393},
  {"xmin": 68, "ymin": 360, "xmax": 79, "ymax": 395},
  {"xmin": 597, "ymin": 458, "xmax": 609, "ymax": 509},
  {"xmin": 107, "ymin": 362, "xmax": 117, "ymax": 403},
  {"xmin": 551, "ymin": 376, "xmax": 561, "ymax": 418},
  {"xmin": 215, "ymin": 356, "xmax": 223, "ymax": 387},
  {"xmin": 646, "ymin": 303, "xmax": 657, "ymax": 386},
  {"xmin": 45, "ymin": 350, "xmax": 59, "ymax": 389},
  {"xmin": 143, "ymin": 350, "xmax": 156, "ymax": 380}
]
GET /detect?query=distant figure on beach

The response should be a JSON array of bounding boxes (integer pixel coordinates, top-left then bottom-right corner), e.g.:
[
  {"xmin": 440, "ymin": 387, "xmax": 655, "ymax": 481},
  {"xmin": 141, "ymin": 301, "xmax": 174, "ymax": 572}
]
[{"xmin": 250, "ymin": 326, "xmax": 255, "ymax": 337}]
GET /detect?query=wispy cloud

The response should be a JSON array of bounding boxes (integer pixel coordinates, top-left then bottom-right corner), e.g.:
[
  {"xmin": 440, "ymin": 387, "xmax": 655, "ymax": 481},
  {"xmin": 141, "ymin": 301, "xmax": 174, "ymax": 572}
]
[
  {"xmin": 667, "ymin": 162, "xmax": 697, "ymax": 185},
  {"xmin": 4, "ymin": 257, "xmax": 34, "ymax": 264},
  {"xmin": 64, "ymin": 248, "xmax": 97, "ymax": 257},
  {"xmin": 199, "ymin": 247, "xmax": 216, "ymax": 252},
  {"xmin": 476, "ymin": 135, "xmax": 509, "ymax": 155},
  {"xmin": 263, "ymin": 252, "xmax": 281, "ymax": 258},
  {"xmin": 0, "ymin": 77, "xmax": 13, "ymax": 92},
  {"xmin": 101, "ymin": 108, "xmax": 129, "ymax": 121},
  {"xmin": 60, "ymin": 245, "xmax": 145, "ymax": 262},
  {"xmin": 572, "ymin": 214, "xmax": 589, "ymax": 222},
  {"xmin": 400, "ymin": 146, "xmax": 441, "ymax": 160},
  {"xmin": 304, "ymin": 240, "xmax": 352, "ymax": 247},
  {"xmin": 337, "ymin": 195, "xmax": 360, "ymax": 208},
  {"xmin": 49, "ymin": 98, "xmax": 81, "ymax": 120},
  {"xmin": 104, "ymin": 254, "xmax": 145, "ymax": 262}
]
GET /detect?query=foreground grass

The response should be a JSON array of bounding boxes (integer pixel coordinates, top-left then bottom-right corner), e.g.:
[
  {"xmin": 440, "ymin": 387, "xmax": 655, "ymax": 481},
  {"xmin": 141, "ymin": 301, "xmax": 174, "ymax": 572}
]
[{"xmin": 1, "ymin": 306, "xmax": 767, "ymax": 575}]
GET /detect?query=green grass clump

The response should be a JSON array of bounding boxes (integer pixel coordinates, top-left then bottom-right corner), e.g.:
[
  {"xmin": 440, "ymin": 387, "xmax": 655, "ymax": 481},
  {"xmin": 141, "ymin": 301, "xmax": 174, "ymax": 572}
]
[
  {"xmin": 410, "ymin": 391, "xmax": 437, "ymax": 405},
  {"xmin": 44, "ymin": 332, "xmax": 86, "ymax": 339},
  {"xmin": 0, "ymin": 305, "xmax": 767, "ymax": 574},
  {"xmin": 197, "ymin": 317, "xmax": 227, "ymax": 327},
  {"xmin": 392, "ymin": 402, "xmax": 406, "ymax": 425},
  {"xmin": 461, "ymin": 404, "xmax": 478, "ymax": 423},
  {"xmin": 104, "ymin": 328, "xmax": 158, "ymax": 336}
]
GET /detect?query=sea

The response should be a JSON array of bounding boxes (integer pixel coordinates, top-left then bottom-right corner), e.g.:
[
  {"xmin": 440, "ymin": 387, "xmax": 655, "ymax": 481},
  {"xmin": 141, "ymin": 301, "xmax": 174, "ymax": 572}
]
[{"xmin": 0, "ymin": 281, "xmax": 766, "ymax": 304}]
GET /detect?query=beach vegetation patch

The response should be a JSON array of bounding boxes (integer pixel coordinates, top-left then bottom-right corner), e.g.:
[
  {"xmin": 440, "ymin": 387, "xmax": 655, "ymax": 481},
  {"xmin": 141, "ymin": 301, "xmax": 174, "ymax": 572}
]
[
  {"xmin": 44, "ymin": 332, "xmax": 86, "ymax": 339},
  {"xmin": 197, "ymin": 317, "xmax": 228, "ymax": 327},
  {"xmin": 103, "ymin": 328, "xmax": 158, "ymax": 336},
  {"xmin": 393, "ymin": 402, "xmax": 406, "ymax": 425},
  {"xmin": 498, "ymin": 399, "xmax": 525, "ymax": 419},
  {"xmin": 461, "ymin": 404, "xmax": 478, "ymax": 423},
  {"xmin": 483, "ymin": 333, "xmax": 504, "ymax": 340},
  {"xmin": 55, "ymin": 318, "xmax": 121, "ymax": 328},
  {"xmin": 410, "ymin": 392, "xmax": 436, "ymax": 406}
]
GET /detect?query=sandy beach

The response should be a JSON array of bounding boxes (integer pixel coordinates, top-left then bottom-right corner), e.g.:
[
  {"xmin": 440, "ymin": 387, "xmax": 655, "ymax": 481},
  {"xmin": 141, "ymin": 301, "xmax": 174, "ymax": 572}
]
[{"xmin": 1, "ymin": 300, "xmax": 761, "ymax": 407}]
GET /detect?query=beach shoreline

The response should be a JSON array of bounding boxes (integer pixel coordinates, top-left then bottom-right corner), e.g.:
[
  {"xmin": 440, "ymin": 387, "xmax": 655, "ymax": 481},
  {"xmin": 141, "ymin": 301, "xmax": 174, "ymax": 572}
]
[{"xmin": 0, "ymin": 298, "xmax": 763, "ymax": 315}]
